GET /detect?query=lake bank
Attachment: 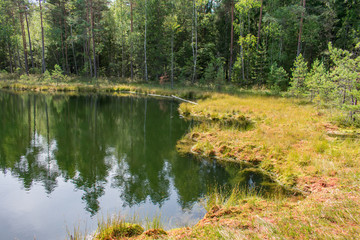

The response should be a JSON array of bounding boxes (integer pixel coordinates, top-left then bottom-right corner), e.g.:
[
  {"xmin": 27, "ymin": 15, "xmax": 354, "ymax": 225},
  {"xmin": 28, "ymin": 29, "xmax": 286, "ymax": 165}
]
[
  {"xmin": 1, "ymin": 79, "xmax": 359, "ymax": 239},
  {"xmin": 172, "ymin": 94, "xmax": 360, "ymax": 239},
  {"xmin": 92, "ymin": 92, "xmax": 360, "ymax": 239}
]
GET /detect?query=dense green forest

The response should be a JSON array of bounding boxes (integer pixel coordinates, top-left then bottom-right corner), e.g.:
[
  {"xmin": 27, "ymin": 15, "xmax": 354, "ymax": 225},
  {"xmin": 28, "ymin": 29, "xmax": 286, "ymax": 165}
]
[
  {"xmin": 0, "ymin": 0, "xmax": 359, "ymax": 112},
  {"xmin": 0, "ymin": 0, "xmax": 358, "ymax": 81},
  {"xmin": 2, "ymin": 0, "xmax": 359, "ymax": 123}
]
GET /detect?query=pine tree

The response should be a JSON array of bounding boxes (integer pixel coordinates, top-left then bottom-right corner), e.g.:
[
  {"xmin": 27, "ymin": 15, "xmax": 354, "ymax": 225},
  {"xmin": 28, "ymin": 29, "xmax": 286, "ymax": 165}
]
[{"xmin": 289, "ymin": 54, "xmax": 308, "ymax": 97}]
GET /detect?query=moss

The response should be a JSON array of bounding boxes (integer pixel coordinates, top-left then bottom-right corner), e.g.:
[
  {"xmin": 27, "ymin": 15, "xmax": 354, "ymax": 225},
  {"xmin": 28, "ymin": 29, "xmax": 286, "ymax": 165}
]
[
  {"xmin": 143, "ymin": 228, "xmax": 167, "ymax": 238},
  {"xmin": 96, "ymin": 223, "xmax": 144, "ymax": 240}
]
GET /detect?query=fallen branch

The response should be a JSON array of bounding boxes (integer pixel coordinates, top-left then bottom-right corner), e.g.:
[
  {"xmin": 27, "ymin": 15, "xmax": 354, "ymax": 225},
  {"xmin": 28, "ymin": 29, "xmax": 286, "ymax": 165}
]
[
  {"xmin": 148, "ymin": 93, "xmax": 173, "ymax": 99},
  {"xmin": 171, "ymin": 95, "xmax": 197, "ymax": 105}
]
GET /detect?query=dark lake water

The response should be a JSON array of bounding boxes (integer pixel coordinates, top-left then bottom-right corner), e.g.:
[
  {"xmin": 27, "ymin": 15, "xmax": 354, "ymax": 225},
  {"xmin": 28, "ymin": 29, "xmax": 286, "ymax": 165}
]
[{"xmin": 0, "ymin": 90, "xmax": 284, "ymax": 240}]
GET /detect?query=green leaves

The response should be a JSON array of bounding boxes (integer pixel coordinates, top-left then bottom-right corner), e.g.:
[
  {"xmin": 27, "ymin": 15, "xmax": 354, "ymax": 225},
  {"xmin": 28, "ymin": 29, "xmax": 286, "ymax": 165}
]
[
  {"xmin": 235, "ymin": 0, "xmax": 261, "ymax": 15},
  {"xmin": 268, "ymin": 62, "xmax": 288, "ymax": 92}
]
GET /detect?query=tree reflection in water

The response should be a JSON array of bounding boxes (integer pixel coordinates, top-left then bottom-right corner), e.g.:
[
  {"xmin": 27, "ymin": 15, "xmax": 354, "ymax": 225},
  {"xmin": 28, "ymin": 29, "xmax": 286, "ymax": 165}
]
[{"xmin": 0, "ymin": 92, "xmax": 236, "ymax": 216}]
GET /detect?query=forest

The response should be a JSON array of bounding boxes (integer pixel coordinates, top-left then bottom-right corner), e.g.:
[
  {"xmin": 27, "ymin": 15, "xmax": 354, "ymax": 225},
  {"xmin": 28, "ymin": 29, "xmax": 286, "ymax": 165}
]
[
  {"xmin": 1, "ymin": 1, "xmax": 360, "ymax": 239},
  {"xmin": 0, "ymin": 0, "xmax": 359, "ymax": 120},
  {"xmin": 0, "ymin": 0, "xmax": 360, "ymax": 123},
  {"xmin": 0, "ymin": 0, "xmax": 358, "ymax": 80}
]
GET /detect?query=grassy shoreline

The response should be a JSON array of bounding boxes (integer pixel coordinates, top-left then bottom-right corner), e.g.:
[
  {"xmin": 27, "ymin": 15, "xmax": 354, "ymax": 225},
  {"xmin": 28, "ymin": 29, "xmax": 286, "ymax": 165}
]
[
  {"xmin": 2, "ymin": 78, "xmax": 360, "ymax": 239},
  {"xmin": 174, "ymin": 94, "xmax": 360, "ymax": 239}
]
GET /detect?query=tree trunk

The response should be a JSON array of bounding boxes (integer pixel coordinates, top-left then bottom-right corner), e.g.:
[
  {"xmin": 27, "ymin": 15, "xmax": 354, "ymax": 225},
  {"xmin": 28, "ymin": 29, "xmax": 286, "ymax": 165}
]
[
  {"xmin": 297, "ymin": 0, "xmax": 306, "ymax": 56},
  {"xmin": 191, "ymin": 4, "xmax": 195, "ymax": 83},
  {"xmin": 58, "ymin": 2, "xmax": 66, "ymax": 72},
  {"xmin": 25, "ymin": 8, "xmax": 34, "ymax": 70},
  {"xmin": 63, "ymin": 3, "xmax": 70, "ymax": 74},
  {"xmin": 121, "ymin": 0, "xmax": 125, "ymax": 79},
  {"xmin": 171, "ymin": 31, "xmax": 174, "ymax": 89},
  {"xmin": 191, "ymin": 0, "xmax": 197, "ymax": 84},
  {"xmin": 122, "ymin": 38, "xmax": 125, "ymax": 78},
  {"xmin": 86, "ymin": 0, "xmax": 93, "ymax": 77},
  {"xmin": 16, "ymin": 41, "xmax": 22, "ymax": 70},
  {"xmin": 7, "ymin": 41, "xmax": 13, "ymax": 73},
  {"xmin": 144, "ymin": 0, "xmax": 148, "ymax": 82},
  {"xmin": 257, "ymin": 0, "xmax": 264, "ymax": 49},
  {"xmin": 130, "ymin": 1, "xmax": 134, "ymax": 80},
  {"xmin": 87, "ymin": 39, "xmax": 93, "ymax": 77},
  {"xmin": 70, "ymin": 25, "xmax": 78, "ymax": 75},
  {"xmin": 229, "ymin": 0, "xmax": 234, "ymax": 82},
  {"xmin": 239, "ymin": 14, "xmax": 245, "ymax": 82},
  {"xmin": 194, "ymin": 0, "xmax": 198, "ymax": 83},
  {"xmin": 18, "ymin": 1, "xmax": 29, "ymax": 75},
  {"xmin": 39, "ymin": 0, "xmax": 46, "ymax": 73},
  {"xmin": 90, "ymin": 0, "xmax": 97, "ymax": 78}
]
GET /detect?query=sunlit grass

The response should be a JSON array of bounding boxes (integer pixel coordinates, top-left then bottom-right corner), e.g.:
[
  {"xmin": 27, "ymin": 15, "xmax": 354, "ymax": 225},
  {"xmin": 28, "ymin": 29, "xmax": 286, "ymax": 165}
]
[
  {"xmin": 66, "ymin": 213, "xmax": 170, "ymax": 240},
  {"xmin": 178, "ymin": 94, "xmax": 360, "ymax": 186},
  {"xmin": 173, "ymin": 93, "xmax": 360, "ymax": 239},
  {"xmin": 94, "ymin": 214, "xmax": 144, "ymax": 240}
]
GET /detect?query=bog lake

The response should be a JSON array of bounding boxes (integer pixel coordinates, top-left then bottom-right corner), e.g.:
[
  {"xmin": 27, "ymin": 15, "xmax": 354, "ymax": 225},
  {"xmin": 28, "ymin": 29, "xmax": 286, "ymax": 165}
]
[{"xmin": 0, "ymin": 90, "xmax": 282, "ymax": 239}]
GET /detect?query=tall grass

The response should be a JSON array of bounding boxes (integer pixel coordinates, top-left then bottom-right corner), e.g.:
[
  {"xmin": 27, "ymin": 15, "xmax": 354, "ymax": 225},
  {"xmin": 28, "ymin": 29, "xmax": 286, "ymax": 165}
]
[{"xmin": 94, "ymin": 214, "xmax": 144, "ymax": 240}]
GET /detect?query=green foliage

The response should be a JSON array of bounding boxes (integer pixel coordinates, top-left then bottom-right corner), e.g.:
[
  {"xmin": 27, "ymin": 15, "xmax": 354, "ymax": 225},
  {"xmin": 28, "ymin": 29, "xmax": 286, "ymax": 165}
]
[
  {"xmin": 289, "ymin": 54, "xmax": 308, "ymax": 97},
  {"xmin": 328, "ymin": 42, "xmax": 360, "ymax": 121},
  {"xmin": 305, "ymin": 59, "xmax": 336, "ymax": 105},
  {"xmin": 267, "ymin": 62, "xmax": 288, "ymax": 92},
  {"xmin": 292, "ymin": 42, "xmax": 360, "ymax": 125},
  {"xmin": 235, "ymin": 0, "xmax": 261, "ymax": 15},
  {"xmin": 201, "ymin": 56, "xmax": 225, "ymax": 86},
  {"xmin": 43, "ymin": 70, "xmax": 52, "ymax": 82},
  {"xmin": 19, "ymin": 74, "xmax": 30, "ymax": 82},
  {"xmin": 0, "ymin": 0, "xmax": 359, "ymax": 90},
  {"xmin": 51, "ymin": 64, "xmax": 68, "ymax": 83}
]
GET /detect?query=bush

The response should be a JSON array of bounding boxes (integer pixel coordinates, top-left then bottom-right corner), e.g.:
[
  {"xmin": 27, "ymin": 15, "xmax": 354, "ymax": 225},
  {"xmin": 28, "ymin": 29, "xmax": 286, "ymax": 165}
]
[
  {"xmin": 51, "ymin": 64, "xmax": 68, "ymax": 83},
  {"xmin": 19, "ymin": 74, "xmax": 30, "ymax": 81},
  {"xmin": 267, "ymin": 62, "xmax": 289, "ymax": 92},
  {"xmin": 43, "ymin": 70, "xmax": 52, "ymax": 82},
  {"xmin": 201, "ymin": 56, "xmax": 225, "ymax": 87}
]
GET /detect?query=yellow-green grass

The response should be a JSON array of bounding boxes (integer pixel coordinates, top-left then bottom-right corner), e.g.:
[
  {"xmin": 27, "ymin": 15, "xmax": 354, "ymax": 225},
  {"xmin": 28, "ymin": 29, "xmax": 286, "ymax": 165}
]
[
  {"xmin": 172, "ymin": 93, "xmax": 360, "ymax": 239},
  {"xmin": 178, "ymin": 94, "xmax": 360, "ymax": 186},
  {"xmin": 166, "ymin": 187, "xmax": 360, "ymax": 239},
  {"xmin": 94, "ymin": 215, "xmax": 144, "ymax": 240},
  {"xmin": 67, "ymin": 214, "xmax": 168, "ymax": 240}
]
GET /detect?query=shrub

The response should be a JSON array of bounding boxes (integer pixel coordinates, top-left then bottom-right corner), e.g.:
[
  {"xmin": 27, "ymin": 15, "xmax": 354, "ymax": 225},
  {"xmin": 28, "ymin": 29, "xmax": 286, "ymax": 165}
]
[
  {"xmin": 267, "ymin": 62, "xmax": 289, "ymax": 92},
  {"xmin": 51, "ymin": 64, "xmax": 68, "ymax": 83}
]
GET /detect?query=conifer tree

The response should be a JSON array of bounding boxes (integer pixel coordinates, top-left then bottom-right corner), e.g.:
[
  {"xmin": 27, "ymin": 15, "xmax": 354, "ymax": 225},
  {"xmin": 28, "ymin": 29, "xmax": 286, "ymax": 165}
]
[{"xmin": 289, "ymin": 54, "xmax": 308, "ymax": 97}]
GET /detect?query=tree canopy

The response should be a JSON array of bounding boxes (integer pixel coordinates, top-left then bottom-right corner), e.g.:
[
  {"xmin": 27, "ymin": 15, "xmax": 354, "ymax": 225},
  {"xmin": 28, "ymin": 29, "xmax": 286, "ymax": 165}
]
[{"xmin": 0, "ymin": 0, "xmax": 358, "ymax": 85}]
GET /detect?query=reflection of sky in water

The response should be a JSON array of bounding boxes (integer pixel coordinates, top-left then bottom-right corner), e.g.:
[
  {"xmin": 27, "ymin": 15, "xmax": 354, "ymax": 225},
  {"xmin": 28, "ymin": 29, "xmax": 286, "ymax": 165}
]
[
  {"xmin": 0, "ymin": 93, "xmax": 217, "ymax": 240},
  {"xmin": 0, "ymin": 152, "xmax": 206, "ymax": 240}
]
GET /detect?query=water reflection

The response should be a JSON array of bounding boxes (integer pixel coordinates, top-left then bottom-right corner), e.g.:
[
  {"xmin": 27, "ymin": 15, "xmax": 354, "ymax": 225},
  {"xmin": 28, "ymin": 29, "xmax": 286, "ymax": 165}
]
[
  {"xmin": 0, "ymin": 91, "xmax": 289, "ymax": 239},
  {"xmin": 0, "ymin": 92, "xmax": 233, "ymax": 217}
]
